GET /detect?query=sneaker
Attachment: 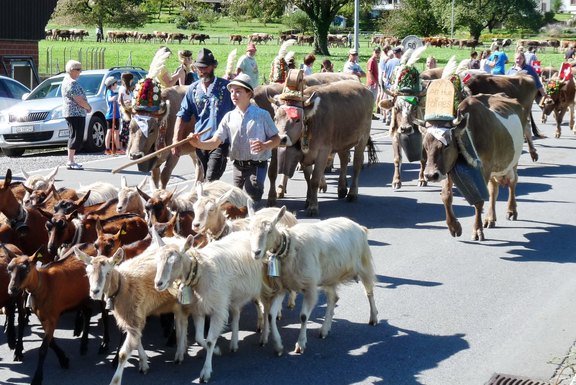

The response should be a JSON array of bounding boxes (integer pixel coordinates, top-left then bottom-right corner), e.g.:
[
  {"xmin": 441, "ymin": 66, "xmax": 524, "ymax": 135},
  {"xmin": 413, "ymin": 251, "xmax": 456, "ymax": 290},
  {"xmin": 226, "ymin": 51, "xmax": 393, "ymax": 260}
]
[
  {"xmin": 66, "ymin": 161, "xmax": 83, "ymax": 170},
  {"xmin": 115, "ymin": 149, "xmax": 126, "ymax": 155}
]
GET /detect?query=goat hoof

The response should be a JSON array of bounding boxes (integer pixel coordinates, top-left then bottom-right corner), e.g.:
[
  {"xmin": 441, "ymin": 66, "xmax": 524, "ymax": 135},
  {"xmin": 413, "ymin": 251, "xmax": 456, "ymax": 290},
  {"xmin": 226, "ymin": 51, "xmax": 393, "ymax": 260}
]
[
  {"xmin": 507, "ymin": 212, "xmax": 518, "ymax": 221},
  {"xmin": 346, "ymin": 193, "xmax": 357, "ymax": 202},
  {"xmin": 393, "ymin": 182, "xmax": 401, "ymax": 189},
  {"xmin": 338, "ymin": 188, "xmax": 347, "ymax": 199},
  {"xmin": 294, "ymin": 344, "xmax": 305, "ymax": 354}
]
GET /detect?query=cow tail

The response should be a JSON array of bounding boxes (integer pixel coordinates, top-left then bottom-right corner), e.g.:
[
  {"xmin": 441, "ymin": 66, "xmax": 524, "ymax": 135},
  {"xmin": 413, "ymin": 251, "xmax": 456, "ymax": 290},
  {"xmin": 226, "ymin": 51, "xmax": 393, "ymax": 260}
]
[
  {"xmin": 530, "ymin": 112, "xmax": 543, "ymax": 138},
  {"xmin": 366, "ymin": 136, "xmax": 378, "ymax": 165}
]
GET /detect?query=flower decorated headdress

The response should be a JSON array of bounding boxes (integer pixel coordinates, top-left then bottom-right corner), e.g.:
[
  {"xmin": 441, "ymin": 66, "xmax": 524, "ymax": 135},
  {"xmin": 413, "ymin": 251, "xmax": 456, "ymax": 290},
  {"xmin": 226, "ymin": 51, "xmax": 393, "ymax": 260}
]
[
  {"xmin": 132, "ymin": 78, "xmax": 162, "ymax": 112},
  {"xmin": 545, "ymin": 79, "xmax": 561, "ymax": 96}
]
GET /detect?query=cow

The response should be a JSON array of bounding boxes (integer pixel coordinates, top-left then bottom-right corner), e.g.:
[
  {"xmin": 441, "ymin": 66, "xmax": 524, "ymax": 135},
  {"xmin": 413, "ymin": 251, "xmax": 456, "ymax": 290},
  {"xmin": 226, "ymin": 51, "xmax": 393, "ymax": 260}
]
[
  {"xmin": 190, "ymin": 33, "xmax": 210, "ymax": 44},
  {"xmin": 168, "ymin": 32, "xmax": 187, "ymax": 44},
  {"xmin": 269, "ymin": 80, "xmax": 376, "ymax": 216},
  {"xmin": 462, "ymin": 72, "xmax": 541, "ymax": 156},
  {"xmin": 230, "ymin": 34, "xmax": 243, "ymax": 45},
  {"xmin": 127, "ymin": 85, "xmax": 203, "ymax": 189},
  {"xmin": 421, "ymin": 93, "xmax": 527, "ymax": 241},
  {"xmin": 540, "ymin": 76, "xmax": 576, "ymax": 138}
]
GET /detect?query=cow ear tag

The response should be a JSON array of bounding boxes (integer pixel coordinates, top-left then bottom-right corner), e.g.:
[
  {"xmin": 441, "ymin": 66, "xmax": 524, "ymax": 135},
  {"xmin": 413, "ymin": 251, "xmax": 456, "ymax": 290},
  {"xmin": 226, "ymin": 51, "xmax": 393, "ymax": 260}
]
[
  {"xmin": 268, "ymin": 254, "xmax": 280, "ymax": 277},
  {"xmin": 121, "ymin": 230, "xmax": 127, "ymax": 235},
  {"xmin": 178, "ymin": 284, "xmax": 193, "ymax": 305}
]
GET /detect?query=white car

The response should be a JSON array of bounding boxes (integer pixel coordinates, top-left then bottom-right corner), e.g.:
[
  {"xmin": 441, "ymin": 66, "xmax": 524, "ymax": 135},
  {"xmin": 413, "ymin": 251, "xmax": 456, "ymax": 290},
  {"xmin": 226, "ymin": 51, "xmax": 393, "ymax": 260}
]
[
  {"xmin": 0, "ymin": 67, "xmax": 146, "ymax": 157},
  {"xmin": 0, "ymin": 75, "xmax": 30, "ymax": 111}
]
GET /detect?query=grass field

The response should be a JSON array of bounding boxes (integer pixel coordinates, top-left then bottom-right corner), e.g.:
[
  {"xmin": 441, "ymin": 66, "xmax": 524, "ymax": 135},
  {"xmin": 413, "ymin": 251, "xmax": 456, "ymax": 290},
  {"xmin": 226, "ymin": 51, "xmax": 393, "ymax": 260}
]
[{"xmin": 41, "ymin": 17, "xmax": 570, "ymax": 82}]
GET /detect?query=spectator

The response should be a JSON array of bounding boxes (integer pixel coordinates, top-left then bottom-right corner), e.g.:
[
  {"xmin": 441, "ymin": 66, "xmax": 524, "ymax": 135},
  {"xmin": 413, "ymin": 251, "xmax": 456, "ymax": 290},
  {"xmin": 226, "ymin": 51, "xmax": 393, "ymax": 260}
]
[
  {"xmin": 302, "ymin": 53, "xmax": 316, "ymax": 75},
  {"xmin": 524, "ymin": 46, "xmax": 538, "ymax": 67},
  {"xmin": 366, "ymin": 46, "xmax": 381, "ymax": 107},
  {"xmin": 186, "ymin": 73, "xmax": 280, "ymax": 203},
  {"xmin": 382, "ymin": 46, "xmax": 403, "ymax": 125},
  {"xmin": 104, "ymin": 76, "xmax": 123, "ymax": 155},
  {"xmin": 469, "ymin": 51, "xmax": 480, "ymax": 69},
  {"xmin": 173, "ymin": 48, "xmax": 235, "ymax": 181},
  {"xmin": 236, "ymin": 43, "xmax": 259, "ymax": 88},
  {"xmin": 480, "ymin": 50, "xmax": 492, "ymax": 73},
  {"xmin": 165, "ymin": 49, "xmax": 198, "ymax": 86},
  {"xmin": 487, "ymin": 45, "xmax": 508, "ymax": 75},
  {"xmin": 321, "ymin": 59, "xmax": 334, "ymax": 72},
  {"xmin": 117, "ymin": 72, "xmax": 134, "ymax": 150},
  {"xmin": 565, "ymin": 44, "xmax": 575, "ymax": 61},
  {"xmin": 62, "ymin": 60, "xmax": 91, "ymax": 170},
  {"xmin": 507, "ymin": 51, "xmax": 547, "ymax": 101},
  {"xmin": 426, "ymin": 56, "xmax": 437, "ymax": 70},
  {"xmin": 343, "ymin": 49, "xmax": 366, "ymax": 78},
  {"xmin": 96, "ymin": 26, "xmax": 102, "ymax": 43},
  {"xmin": 347, "ymin": 31, "xmax": 353, "ymax": 48}
]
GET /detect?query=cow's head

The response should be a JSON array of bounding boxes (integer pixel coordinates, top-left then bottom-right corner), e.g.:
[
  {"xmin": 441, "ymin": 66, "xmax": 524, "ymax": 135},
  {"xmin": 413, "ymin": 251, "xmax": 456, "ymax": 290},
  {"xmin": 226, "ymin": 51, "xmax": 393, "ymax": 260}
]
[
  {"xmin": 127, "ymin": 109, "xmax": 167, "ymax": 172},
  {"xmin": 271, "ymin": 93, "xmax": 320, "ymax": 147},
  {"xmin": 421, "ymin": 112, "xmax": 468, "ymax": 183},
  {"xmin": 390, "ymin": 95, "xmax": 424, "ymax": 136}
]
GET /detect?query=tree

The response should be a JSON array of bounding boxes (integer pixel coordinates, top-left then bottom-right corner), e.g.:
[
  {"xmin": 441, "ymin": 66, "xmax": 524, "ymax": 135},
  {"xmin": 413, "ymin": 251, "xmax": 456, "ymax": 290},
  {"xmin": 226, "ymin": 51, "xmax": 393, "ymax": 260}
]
[
  {"xmin": 430, "ymin": 0, "xmax": 541, "ymax": 40},
  {"xmin": 379, "ymin": 0, "xmax": 443, "ymax": 38},
  {"xmin": 52, "ymin": 0, "xmax": 148, "ymax": 35}
]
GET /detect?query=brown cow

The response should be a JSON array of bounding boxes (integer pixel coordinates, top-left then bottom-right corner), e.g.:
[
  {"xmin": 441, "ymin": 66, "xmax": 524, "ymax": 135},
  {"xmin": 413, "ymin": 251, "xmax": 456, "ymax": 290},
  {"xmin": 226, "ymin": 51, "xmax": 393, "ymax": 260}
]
[
  {"xmin": 270, "ymin": 80, "xmax": 375, "ymax": 216},
  {"xmin": 230, "ymin": 34, "xmax": 243, "ymax": 45},
  {"xmin": 422, "ymin": 93, "xmax": 527, "ymax": 241},
  {"xmin": 127, "ymin": 85, "xmax": 203, "ymax": 189},
  {"xmin": 462, "ymin": 72, "xmax": 540, "ymax": 157},
  {"xmin": 540, "ymin": 76, "xmax": 575, "ymax": 138}
]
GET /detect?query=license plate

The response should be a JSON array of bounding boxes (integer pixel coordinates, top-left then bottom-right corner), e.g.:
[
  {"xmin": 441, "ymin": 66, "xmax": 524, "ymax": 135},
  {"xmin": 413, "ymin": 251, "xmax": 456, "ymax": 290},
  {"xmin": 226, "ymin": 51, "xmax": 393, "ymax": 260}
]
[{"xmin": 13, "ymin": 125, "xmax": 34, "ymax": 133}]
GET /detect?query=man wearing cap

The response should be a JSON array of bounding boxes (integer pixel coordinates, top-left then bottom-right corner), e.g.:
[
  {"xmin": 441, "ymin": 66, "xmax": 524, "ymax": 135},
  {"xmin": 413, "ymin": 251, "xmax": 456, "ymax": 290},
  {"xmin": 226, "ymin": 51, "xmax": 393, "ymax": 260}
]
[
  {"xmin": 343, "ymin": 49, "xmax": 366, "ymax": 78},
  {"xmin": 236, "ymin": 43, "xmax": 259, "ymax": 88},
  {"xmin": 382, "ymin": 46, "xmax": 403, "ymax": 125},
  {"xmin": 187, "ymin": 73, "xmax": 280, "ymax": 203},
  {"xmin": 173, "ymin": 48, "xmax": 235, "ymax": 181}
]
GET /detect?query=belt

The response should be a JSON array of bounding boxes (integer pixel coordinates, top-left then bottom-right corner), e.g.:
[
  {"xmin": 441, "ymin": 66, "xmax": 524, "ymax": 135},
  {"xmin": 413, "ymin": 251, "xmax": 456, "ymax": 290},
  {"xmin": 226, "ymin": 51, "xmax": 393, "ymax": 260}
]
[{"xmin": 233, "ymin": 160, "xmax": 267, "ymax": 168}]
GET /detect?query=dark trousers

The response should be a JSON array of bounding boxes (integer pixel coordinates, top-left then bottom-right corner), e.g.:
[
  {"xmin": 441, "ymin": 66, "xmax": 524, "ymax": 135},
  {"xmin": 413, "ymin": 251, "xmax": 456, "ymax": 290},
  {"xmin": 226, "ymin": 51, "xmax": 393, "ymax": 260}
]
[
  {"xmin": 232, "ymin": 160, "xmax": 268, "ymax": 202},
  {"xmin": 65, "ymin": 116, "xmax": 85, "ymax": 151},
  {"xmin": 196, "ymin": 143, "xmax": 229, "ymax": 182}
]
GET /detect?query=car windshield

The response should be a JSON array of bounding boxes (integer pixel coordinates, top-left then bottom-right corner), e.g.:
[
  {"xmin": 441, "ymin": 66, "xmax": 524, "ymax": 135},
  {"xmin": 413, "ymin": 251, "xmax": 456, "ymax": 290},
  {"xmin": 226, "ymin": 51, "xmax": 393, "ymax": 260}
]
[{"xmin": 26, "ymin": 74, "xmax": 104, "ymax": 100}]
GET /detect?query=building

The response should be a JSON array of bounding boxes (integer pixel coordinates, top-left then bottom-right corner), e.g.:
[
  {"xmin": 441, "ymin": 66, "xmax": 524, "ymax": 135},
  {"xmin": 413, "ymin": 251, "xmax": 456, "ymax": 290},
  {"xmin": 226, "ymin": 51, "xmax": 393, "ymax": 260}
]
[{"xmin": 0, "ymin": 0, "xmax": 58, "ymax": 88}]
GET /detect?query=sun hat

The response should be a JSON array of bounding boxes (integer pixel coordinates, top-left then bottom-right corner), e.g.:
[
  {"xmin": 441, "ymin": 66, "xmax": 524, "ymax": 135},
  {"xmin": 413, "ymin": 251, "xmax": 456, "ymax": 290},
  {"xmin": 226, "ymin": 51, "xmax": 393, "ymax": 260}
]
[
  {"xmin": 194, "ymin": 48, "xmax": 218, "ymax": 67},
  {"xmin": 349, "ymin": 49, "xmax": 358, "ymax": 55},
  {"xmin": 104, "ymin": 76, "xmax": 117, "ymax": 88},
  {"xmin": 247, "ymin": 43, "xmax": 257, "ymax": 52},
  {"xmin": 226, "ymin": 73, "xmax": 254, "ymax": 93}
]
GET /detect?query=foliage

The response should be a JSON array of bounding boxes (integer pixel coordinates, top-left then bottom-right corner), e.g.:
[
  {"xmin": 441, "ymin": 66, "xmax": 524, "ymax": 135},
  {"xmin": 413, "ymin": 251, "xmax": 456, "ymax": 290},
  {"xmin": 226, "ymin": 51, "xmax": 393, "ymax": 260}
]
[
  {"xmin": 379, "ymin": 0, "xmax": 443, "ymax": 37},
  {"xmin": 282, "ymin": 11, "xmax": 314, "ymax": 34},
  {"xmin": 223, "ymin": 1, "xmax": 251, "ymax": 25},
  {"xmin": 51, "ymin": 0, "xmax": 148, "ymax": 30},
  {"xmin": 551, "ymin": 0, "xmax": 563, "ymax": 13}
]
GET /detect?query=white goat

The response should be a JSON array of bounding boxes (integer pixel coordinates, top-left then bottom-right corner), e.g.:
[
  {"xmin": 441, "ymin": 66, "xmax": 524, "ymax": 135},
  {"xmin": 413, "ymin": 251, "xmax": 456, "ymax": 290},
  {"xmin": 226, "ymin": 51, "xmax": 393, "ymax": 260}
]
[
  {"xmin": 75, "ymin": 236, "xmax": 191, "ymax": 385},
  {"xmin": 21, "ymin": 166, "xmax": 59, "ymax": 204},
  {"xmin": 250, "ymin": 206, "xmax": 378, "ymax": 355},
  {"xmin": 77, "ymin": 181, "xmax": 118, "ymax": 206},
  {"xmin": 116, "ymin": 176, "xmax": 147, "ymax": 217},
  {"xmin": 154, "ymin": 231, "xmax": 272, "ymax": 383},
  {"xmin": 170, "ymin": 180, "xmax": 253, "ymax": 213}
]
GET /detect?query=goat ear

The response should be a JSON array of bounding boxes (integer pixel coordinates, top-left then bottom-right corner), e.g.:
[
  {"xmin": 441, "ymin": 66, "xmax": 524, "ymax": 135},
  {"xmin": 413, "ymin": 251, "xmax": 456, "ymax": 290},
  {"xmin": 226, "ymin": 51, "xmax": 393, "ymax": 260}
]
[
  {"xmin": 21, "ymin": 167, "xmax": 30, "ymax": 181},
  {"xmin": 23, "ymin": 184, "xmax": 34, "ymax": 194},
  {"xmin": 272, "ymin": 206, "xmax": 286, "ymax": 227},
  {"xmin": 247, "ymin": 198, "xmax": 255, "ymax": 217},
  {"xmin": 73, "ymin": 246, "xmax": 92, "ymax": 265},
  {"xmin": 196, "ymin": 182, "xmax": 204, "ymax": 198},
  {"xmin": 183, "ymin": 234, "xmax": 195, "ymax": 252},
  {"xmin": 110, "ymin": 248, "xmax": 124, "ymax": 266},
  {"xmin": 31, "ymin": 248, "xmax": 43, "ymax": 263},
  {"xmin": 136, "ymin": 187, "xmax": 151, "ymax": 202},
  {"xmin": 3, "ymin": 169, "xmax": 12, "ymax": 187},
  {"xmin": 215, "ymin": 189, "xmax": 234, "ymax": 207},
  {"xmin": 96, "ymin": 219, "xmax": 104, "ymax": 236},
  {"xmin": 151, "ymin": 227, "xmax": 165, "ymax": 247},
  {"xmin": 38, "ymin": 207, "xmax": 53, "ymax": 220},
  {"xmin": 47, "ymin": 166, "xmax": 59, "ymax": 183},
  {"xmin": 121, "ymin": 176, "xmax": 128, "ymax": 189},
  {"xmin": 76, "ymin": 190, "xmax": 91, "ymax": 207}
]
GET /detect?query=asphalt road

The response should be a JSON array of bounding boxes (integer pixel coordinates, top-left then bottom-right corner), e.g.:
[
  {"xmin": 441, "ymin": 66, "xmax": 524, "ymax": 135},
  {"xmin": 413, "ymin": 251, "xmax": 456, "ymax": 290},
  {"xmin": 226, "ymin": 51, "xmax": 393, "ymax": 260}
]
[{"xmin": 1, "ymin": 106, "xmax": 576, "ymax": 385}]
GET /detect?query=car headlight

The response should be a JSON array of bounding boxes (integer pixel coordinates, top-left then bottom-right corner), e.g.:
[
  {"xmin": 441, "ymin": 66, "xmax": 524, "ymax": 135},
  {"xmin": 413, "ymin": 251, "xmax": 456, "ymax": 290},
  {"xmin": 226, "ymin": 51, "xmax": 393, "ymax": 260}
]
[{"xmin": 48, "ymin": 107, "xmax": 63, "ymax": 120}]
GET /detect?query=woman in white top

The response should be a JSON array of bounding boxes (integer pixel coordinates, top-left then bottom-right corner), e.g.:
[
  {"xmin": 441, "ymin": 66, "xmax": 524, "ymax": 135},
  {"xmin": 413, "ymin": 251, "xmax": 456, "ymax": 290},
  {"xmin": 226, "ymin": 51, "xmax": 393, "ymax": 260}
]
[
  {"xmin": 117, "ymin": 72, "xmax": 134, "ymax": 150},
  {"xmin": 301, "ymin": 53, "xmax": 316, "ymax": 76}
]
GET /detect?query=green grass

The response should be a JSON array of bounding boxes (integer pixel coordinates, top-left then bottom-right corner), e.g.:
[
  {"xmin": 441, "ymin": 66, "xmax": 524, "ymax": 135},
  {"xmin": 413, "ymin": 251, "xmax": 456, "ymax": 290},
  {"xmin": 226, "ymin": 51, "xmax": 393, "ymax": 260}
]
[{"xmin": 41, "ymin": 17, "xmax": 569, "ymax": 81}]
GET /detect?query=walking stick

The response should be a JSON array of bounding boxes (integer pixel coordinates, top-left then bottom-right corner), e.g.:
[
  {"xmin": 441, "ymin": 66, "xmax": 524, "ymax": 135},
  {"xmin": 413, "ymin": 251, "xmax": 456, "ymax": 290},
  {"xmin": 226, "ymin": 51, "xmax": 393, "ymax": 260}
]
[
  {"xmin": 111, "ymin": 101, "xmax": 117, "ymax": 155},
  {"xmin": 111, "ymin": 126, "xmax": 211, "ymax": 174}
]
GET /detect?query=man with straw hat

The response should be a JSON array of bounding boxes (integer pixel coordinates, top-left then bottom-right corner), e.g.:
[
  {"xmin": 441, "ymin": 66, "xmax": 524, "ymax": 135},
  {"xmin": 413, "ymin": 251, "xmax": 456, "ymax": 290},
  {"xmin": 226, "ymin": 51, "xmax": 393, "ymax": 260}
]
[{"xmin": 187, "ymin": 73, "xmax": 280, "ymax": 203}]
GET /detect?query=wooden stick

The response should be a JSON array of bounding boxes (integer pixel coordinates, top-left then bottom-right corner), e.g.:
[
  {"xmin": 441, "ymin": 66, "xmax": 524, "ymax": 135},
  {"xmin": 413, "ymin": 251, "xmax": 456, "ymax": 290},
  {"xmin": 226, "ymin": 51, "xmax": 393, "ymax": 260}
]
[{"xmin": 111, "ymin": 127, "xmax": 211, "ymax": 174}]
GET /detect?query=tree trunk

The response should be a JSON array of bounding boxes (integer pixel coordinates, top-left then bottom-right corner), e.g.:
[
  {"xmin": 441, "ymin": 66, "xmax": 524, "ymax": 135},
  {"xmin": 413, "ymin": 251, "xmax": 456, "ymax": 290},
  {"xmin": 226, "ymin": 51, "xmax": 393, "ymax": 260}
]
[{"xmin": 313, "ymin": 17, "xmax": 332, "ymax": 56}]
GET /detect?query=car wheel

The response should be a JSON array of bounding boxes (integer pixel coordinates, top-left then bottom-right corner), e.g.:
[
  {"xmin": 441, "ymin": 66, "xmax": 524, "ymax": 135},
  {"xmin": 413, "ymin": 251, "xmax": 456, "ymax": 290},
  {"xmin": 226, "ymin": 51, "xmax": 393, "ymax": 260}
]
[
  {"xmin": 84, "ymin": 115, "xmax": 107, "ymax": 152},
  {"xmin": 1, "ymin": 147, "xmax": 25, "ymax": 157}
]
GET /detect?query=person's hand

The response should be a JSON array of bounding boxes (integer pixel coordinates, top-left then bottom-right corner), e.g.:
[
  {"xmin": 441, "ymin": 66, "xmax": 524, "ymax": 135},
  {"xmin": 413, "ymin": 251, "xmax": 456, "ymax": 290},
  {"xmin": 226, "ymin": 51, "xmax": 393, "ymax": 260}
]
[{"xmin": 86, "ymin": 105, "xmax": 92, "ymax": 113}]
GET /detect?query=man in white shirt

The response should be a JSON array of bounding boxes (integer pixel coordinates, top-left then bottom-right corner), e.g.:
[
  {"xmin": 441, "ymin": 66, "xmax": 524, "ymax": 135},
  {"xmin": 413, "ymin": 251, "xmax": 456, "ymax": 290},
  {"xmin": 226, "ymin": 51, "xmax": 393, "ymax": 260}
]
[{"xmin": 343, "ymin": 49, "xmax": 366, "ymax": 79}]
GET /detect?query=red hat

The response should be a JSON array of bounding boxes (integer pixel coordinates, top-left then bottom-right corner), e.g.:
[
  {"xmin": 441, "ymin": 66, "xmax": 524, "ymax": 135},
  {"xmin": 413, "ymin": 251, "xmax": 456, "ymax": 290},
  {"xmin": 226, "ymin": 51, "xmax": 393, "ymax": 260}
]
[{"xmin": 247, "ymin": 43, "xmax": 257, "ymax": 52}]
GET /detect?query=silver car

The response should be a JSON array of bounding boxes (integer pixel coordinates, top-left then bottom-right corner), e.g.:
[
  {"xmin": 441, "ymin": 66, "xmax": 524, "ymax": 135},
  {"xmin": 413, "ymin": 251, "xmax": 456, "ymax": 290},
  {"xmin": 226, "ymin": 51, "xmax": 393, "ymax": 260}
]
[
  {"xmin": 0, "ymin": 75, "xmax": 30, "ymax": 112},
  {"xmin": 0, "ymin": 67, "xmax": 146, "ymax": 157}
]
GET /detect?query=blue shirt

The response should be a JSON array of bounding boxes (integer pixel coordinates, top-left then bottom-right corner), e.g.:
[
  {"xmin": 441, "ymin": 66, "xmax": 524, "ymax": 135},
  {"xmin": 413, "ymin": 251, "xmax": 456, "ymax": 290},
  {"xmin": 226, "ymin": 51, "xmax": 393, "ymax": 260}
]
[
  {"xmin": 105, "ymin": 89, "xmax": 120, "ymax": 120},
  {"xmin": 177, "ymin": 77, "xmax": 234, "ymax": 141},
  {"xmin": 215, "ymin": 104, "xmax": 278, "ymax": 162},
  {"xmin": 506, "ymin": 64, "xmax": 543, "ymax": 90},
  {"xmin": 488, "ymin": 51, "xmax": 508, "ymax": 75}
]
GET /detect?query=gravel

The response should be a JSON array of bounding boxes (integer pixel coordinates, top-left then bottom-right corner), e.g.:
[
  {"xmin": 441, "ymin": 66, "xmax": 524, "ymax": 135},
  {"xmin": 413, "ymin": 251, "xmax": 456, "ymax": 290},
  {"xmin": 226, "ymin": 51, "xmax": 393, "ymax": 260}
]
[{"xmin": 0, "ymin": 147, "xmax": 109, "ymax": 177}]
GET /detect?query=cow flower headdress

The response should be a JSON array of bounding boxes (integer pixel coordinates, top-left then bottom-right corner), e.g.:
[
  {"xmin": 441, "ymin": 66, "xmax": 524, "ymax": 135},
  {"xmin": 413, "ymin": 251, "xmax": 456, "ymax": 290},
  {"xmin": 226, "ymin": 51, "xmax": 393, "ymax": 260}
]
[
  {"xmin": 392, "ymin": 46, "xmax": 427, "ymax": 94},
  {"xmin": 545, "ymin": 79, "xmax": 561, "ymax": 96},
  {"xmin": 132, "ymin": 47, "xmax": 170, "ymax": 113}
]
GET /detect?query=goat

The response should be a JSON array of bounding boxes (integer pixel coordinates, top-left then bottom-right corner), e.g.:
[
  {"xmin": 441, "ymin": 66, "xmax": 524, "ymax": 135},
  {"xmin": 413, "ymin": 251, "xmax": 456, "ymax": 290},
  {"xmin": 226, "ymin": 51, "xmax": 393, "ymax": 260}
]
[
  {"xmin": 75, "ymin": 237, "xmax": 191, "ymax": 385},
  {"xmin": 7, "ymin": 250, "xmax": 93, "ymax": 385},
  {"xmin": 154, "ymin": 230, "xmax": 272, "ymax": 383},
  {"xmin": 21, "ymin": 166, "xmax": 59, "ymax": 206},
  {"xmin": 116, "ymin": 176, "xmax": 147, "ymax": 217},
  {"xmin": 0, "ymin": 243, "xmax": 27, "ymax": 361},
  {"xmin": 249, "ymin": 206, "xmax": 378, "ymax": 355}
]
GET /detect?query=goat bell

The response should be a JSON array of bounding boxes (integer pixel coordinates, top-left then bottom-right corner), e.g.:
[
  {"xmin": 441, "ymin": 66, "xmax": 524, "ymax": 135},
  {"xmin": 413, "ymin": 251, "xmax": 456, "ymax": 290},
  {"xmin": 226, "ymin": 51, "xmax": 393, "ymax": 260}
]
[
  {"xmin": 267, "ymin": 255, "xmax": 280, "ymax": 277},
  {"xmin": 178, "ymin": 285, "xmax": 193, "ymax": 305}
]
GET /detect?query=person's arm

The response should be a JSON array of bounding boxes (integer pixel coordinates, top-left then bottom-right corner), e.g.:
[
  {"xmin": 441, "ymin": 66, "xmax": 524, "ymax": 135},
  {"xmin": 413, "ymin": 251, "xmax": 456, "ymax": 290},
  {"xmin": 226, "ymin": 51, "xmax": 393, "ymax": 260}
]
[
  {"xmin": 72, "ymin": 95, "xmax": 91, "ymax": 112},
  {"xmin": 187, "ymin": 133, "xmax": 222, "ymax": 151}
]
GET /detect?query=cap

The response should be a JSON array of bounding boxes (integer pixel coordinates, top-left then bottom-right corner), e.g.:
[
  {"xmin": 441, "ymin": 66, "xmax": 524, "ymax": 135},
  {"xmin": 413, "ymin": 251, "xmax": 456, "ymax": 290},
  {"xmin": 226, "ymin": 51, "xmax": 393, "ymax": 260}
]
[
  {"xmin": 247, "ymin": 43, "xmax": 257, "ymax": 52},
  {"xmin": 104, "ymin": 76, "xmax": 117, "ymax": 87},
  {"xmin": 349, "ymin": 49, "xmax": 358, "ymax": 55},
  {"xmin": 226, "ymin": 73, "xmax": 254, "ymax": 93},
  {"xmin": 393, "ymin": 46, "xmax": 403, "ymax": 54}
]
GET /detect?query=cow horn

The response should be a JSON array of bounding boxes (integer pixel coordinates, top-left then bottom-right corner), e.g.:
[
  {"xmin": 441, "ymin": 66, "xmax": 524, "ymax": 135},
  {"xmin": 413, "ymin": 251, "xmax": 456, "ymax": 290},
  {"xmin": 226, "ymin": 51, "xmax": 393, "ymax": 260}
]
[
  {"xmin": 20, "ymin": 167, "xmax": 30, "ymax": 181},
  {"xmin": 415, "ymin": 119, "xmax": 426, "ymax": 127},
  {"xmin": 303, "ymin": 91, "xmax": 317, "ymax": 107}
]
